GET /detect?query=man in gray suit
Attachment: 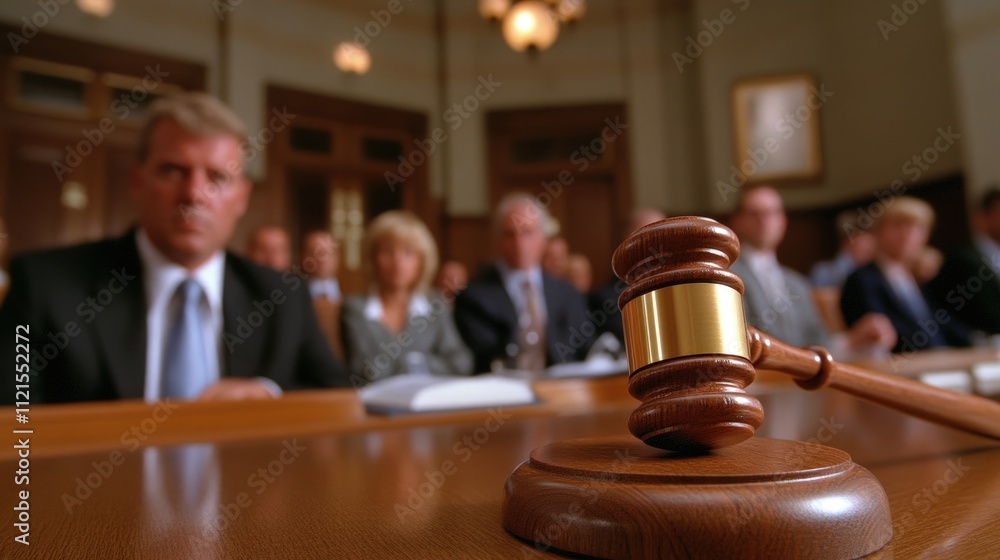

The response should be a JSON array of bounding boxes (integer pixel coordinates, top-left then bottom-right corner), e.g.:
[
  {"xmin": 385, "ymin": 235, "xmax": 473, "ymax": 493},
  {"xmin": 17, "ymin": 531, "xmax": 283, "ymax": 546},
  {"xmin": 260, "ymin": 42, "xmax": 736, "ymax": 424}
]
[{"xmin": 728, "ymin": 185, "xmax": 896, "ymax": 358}]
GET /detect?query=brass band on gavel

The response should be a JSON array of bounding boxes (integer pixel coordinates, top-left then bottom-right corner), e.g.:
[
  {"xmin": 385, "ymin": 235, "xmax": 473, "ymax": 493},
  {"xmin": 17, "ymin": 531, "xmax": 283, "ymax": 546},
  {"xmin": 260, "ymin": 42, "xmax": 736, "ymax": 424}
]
[{"xmin": 621, "ymin": 282, "xmax": 750, "ymax": 373}]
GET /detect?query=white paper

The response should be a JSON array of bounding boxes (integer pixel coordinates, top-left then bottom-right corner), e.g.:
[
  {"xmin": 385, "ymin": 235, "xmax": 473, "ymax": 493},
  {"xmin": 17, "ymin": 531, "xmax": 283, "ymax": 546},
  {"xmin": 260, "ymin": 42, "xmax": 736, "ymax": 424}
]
[
  {"xmin": 918, "ymin": 371, "xmax": 974, "ymax": 394},
  {"xmin": 360, "ymin": 374, "xmax": 535, "ymax": 413}
]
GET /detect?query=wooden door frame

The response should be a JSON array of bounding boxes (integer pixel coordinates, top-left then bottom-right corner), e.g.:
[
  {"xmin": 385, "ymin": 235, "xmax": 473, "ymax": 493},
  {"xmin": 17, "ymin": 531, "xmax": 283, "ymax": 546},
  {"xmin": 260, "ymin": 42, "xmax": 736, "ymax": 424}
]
[
  {"xmin": 264, "ymin": 84, "xmax": 439, "ymax": 248},
  {"xmin": 0, "ymin": 26, "xmax": 205, "ymax": 256},
  {"xmin": 484, "ymin": 103, "xmax": 634, "ymax": 282},
  {"xmin": 486, "ymin": 102, "xmax": 632, "ymax": 226}
]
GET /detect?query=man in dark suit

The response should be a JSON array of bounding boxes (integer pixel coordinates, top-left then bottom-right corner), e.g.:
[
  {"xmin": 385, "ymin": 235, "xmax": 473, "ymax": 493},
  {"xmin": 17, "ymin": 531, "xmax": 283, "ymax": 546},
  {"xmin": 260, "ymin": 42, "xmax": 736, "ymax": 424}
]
[
  {"xmin": 0, "ymin": 93, "xmax": 348, "ymax": 404},
  {"xmin": 928, "ymin": 188, "xmax": 1000, "ymax": 334},
  {"xmin": 455, "ymin": 193, "xmax": 592, "ymax": 373},
  {"xmin": 842, "ymin": 196, "xmax": 972, "ymax": 353}
]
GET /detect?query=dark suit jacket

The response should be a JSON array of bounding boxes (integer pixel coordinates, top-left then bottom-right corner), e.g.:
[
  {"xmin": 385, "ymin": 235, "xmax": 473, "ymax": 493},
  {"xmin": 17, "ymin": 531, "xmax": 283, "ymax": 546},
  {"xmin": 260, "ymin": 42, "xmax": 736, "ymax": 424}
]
[
  {"xmin": 589, "ymin": 278, "xmax": 625, "ymax": 344},
  {"xmin": 0, "ymin": 231, "xmax": 349, "ymax": 404},
  {"xmin": 841, "ymin": 262, "xmax": 972, "ymax": 353},
  {"xmin": 312, "ymin": 296, "xmax": 345, "ymax": 358},
  {"xmin": 454, "ymin": 265, "xmax": 592, "ymax": 373},
  {"xmin": 927, "ymin": 244, "xmax": 1000, "ymax": 334}
]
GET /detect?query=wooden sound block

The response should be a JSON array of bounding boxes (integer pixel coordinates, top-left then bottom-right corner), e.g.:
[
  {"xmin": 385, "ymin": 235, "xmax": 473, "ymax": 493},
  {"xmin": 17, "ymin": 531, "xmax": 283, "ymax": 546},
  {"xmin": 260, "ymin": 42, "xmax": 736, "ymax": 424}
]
[{"xmin": 502, "ymin": 436, "xmax": 891, "ymax": 559}]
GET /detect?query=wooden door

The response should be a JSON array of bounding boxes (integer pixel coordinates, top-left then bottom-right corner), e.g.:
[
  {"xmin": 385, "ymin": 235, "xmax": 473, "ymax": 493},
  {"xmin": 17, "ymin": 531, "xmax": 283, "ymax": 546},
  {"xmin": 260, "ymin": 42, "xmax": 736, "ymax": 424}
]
[
  {"xmin": 496, "ymin": 177, "xmax": 616, "ymax": 286},
  {"xmin": 486, "ymin": 104, "xmax": 633, "ymax": 287},
  {"xmin": 0, "ymin": 27, "xmax": 205, "ymax": 259},
  {"xmin": 6, "ymin": 132, "xmax": 87, "ymax": 254},
  {"xmin": 265, "ymin": 86, "xmax": 432, "ymax": 298}
]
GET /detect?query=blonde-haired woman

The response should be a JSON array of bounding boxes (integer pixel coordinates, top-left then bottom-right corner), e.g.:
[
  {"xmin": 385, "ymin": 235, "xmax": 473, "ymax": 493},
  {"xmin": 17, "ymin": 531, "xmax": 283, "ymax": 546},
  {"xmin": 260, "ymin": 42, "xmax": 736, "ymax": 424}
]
[{"xmin": 341, "ymin": 211, "xmax": 473, "ymax": 385}]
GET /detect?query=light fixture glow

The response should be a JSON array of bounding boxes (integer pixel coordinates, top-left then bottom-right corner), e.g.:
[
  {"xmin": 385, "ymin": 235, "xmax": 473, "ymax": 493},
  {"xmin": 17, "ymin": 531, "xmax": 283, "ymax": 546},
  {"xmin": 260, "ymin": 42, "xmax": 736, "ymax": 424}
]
[
  {"xmin": 76, "ymin": 0, "xmax": 114, "ymax": 18},
  {"xmin": 333, "ymin": 42, "xmax": 371, "ymax": 75},
  {"xmin": 478, "ymin": 0, "xmax": 511, "ymax": 21},
  {"xmin": 501, "ymin": 1, "xmax": 559, "ymax": 53},
  {"xmin": 553, "ymin": 0, "xmax": 586, "ymax": 22},
  {"xmin": 61, "ymin": 182, "xmax": 89, "ymax": 210}
]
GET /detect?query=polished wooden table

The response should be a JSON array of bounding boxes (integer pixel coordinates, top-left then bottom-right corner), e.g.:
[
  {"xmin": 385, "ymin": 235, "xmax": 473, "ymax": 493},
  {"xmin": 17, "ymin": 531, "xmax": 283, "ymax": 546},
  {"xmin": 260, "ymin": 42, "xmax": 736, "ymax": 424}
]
[
  {"xmin": 0, "ymin": 376, "xmax": 635, "ymax": 461},
  {"xmin": 2, "ymin": 368, "xmax": 999, "ymax": 558}
]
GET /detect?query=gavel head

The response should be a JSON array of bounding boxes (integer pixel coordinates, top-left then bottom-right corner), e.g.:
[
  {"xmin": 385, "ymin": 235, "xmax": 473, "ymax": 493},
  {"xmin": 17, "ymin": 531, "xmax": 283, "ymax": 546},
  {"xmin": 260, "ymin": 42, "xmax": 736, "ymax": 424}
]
[{"xmin": 612, "ymin": 216, "xmax": 763, "ymax": 453}]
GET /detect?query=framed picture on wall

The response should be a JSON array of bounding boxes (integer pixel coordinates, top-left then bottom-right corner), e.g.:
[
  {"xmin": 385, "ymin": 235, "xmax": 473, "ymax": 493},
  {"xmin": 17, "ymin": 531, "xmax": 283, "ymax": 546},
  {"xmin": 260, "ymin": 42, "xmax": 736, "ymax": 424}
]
[{"xmin": 731, "ymin": 74, "xmax": 824, "ymax": 184}]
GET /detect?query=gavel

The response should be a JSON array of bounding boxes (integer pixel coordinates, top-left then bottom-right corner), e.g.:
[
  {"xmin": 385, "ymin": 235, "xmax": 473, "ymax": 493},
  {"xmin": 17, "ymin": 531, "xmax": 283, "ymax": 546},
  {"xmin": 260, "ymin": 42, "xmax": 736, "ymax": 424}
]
[
  {"xmin": 613, "ymin": 216, "xmax": 1000, "ymax": 453},
  {"xmin": 503, "ymin": 216, "xmax": 1000, "ymax": 558}
]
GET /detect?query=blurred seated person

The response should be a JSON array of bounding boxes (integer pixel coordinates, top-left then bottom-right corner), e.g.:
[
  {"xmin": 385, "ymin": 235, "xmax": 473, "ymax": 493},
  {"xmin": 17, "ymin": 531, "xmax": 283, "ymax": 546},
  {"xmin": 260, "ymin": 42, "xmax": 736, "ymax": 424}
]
[
  {"xmin": 301, "ymin": 230, "xmax": 344, "ymax": 357},
  {"xmin": 455, "ymin": 193, "xmax": 592, "ymax": 373},
  {"xmin": 729, "ymin": 185, "xmax": 896, "ymax": 358},
  {"xmin": 808, "ymin": 211, "xmax": 875, "ymax": 332},
  {"xmin": 302, "ymin": 230, "xmax": 341, "ymax": 302},
  {"xmin": 928, "ymin": 187, "xmax": 1000, "ymax": 334},
  {"xmin": 842, "ymin": 197, "xmax": 971, "ymax": 353},
  {"xmin": 589, "ymin": 207, "xmax": 666, "ymax": 344},
  {"xmin": 912, "ymin": 246, "xmax": 943, "ymax": 287},
  {"xmin": 245, "ymin": 225, "xmax": 291, "ymax": 271},
  {"xmin": 566, "ymin": 253, "xmax": 592, "ymax": 294},
  {"xmin": 809, "ymin": 210, "xmax": 875, "ymax": 288},
  {"xmin": 341, "ymin": 211, "xmax": 472, "ymax": 386},
  {"xmin": 0, "ymin": 93, "xmax": 349, "ymax": 404},
  {"xmin": 542, "ymin": 235, "xmax": 570, "ymax": 279},
  {"xmin": 435, "ymin": 259, "xmax": 469, "ymax": 304}
]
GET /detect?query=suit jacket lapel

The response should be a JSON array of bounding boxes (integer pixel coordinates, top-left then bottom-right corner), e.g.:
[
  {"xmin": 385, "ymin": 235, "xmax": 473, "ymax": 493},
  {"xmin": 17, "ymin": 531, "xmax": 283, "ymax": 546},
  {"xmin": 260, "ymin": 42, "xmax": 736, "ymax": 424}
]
[
  {"xmin": 487, "ymin": 266, "xmax": 519, "ymax": 329},
  {"xmin": 873, "ymin": 267, "xmax": 921, "ymax": 324},
  {"xmin": 777, "ymin": 268, "xmax": 808, "ymax": 332},
  {"xmin": 542, "ymin": 275, "xmax": 561, "ymax": 347},
  {"xmin": 733, "ymin": 260, "xmax": 767, "ymax": 321},
  {"xmin": 92, "ymin": 232, "xmax": 148, "ymax": 400},
  {"xmin": 222, "ymin": 258, "xmax": 265, "ymax": 378}
]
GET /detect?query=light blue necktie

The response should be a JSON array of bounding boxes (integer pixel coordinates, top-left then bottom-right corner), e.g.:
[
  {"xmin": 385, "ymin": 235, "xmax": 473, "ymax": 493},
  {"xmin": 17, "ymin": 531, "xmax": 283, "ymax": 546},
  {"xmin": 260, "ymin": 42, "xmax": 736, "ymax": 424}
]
[{"xmin": 160, "ymin": 279, "xmax": 210, "ymax": 399}]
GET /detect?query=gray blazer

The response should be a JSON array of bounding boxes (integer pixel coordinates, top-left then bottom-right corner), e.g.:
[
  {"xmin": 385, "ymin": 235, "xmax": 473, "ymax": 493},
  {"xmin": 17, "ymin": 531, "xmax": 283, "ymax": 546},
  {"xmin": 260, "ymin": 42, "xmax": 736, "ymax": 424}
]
[
  {"xmin": 340, "ymin": 292, "xmax": 474, "ymax": 387},
  {"xmin": 730, "ymin": 256, "xmax": 831, "ymax": 349}
]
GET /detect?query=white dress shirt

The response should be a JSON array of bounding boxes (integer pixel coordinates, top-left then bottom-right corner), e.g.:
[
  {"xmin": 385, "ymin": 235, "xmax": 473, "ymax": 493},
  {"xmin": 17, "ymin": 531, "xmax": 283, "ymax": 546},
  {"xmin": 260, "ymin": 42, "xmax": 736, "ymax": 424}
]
[
  {"xmin": 136, "ymin": 230, "xmax": 225, "ymax": 402},
  {"xmin": 497, "ymin": 261, "xmax": 548, "ymax": 328},
  {"xmin": 362, "ymin": 292, "xmax": 433, "ymax": 321},
  {"xmin": 876, "ymin": 258, "xmax": 931, "ymax": 320},
  {"xmin": 309, "ymin": 278, "xmax": 342, "ymax": 301}
]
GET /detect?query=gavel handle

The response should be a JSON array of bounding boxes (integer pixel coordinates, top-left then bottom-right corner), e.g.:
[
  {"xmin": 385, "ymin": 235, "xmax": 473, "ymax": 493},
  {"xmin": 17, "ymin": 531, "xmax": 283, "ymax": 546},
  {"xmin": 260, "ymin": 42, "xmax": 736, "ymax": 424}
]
[{"xmin": 749, "ymin": 328, "xmax": 1000, "ymax": 441}]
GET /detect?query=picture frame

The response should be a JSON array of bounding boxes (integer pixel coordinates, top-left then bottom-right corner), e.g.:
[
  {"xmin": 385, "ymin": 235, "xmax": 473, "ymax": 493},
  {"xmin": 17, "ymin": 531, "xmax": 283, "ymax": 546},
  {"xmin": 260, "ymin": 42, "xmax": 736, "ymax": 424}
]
[{"xmin": 730, "ymin": 74, "xmax": 824, "ymax": 184}]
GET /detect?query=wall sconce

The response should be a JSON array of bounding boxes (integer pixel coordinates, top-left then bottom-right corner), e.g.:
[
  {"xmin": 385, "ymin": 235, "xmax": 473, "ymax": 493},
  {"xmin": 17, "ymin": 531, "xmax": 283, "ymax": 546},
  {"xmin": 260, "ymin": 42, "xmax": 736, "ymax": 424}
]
[
  {"xmin": 76, "ymin": 0, "xmax": 115, "ymax": 18},
  {"xmin": 333, "ymin": 42, "xmax": 371, "ymax": 75},
  {"xmin": 502, "ymin": 1, "xmax": 560, "ymax": 53}
]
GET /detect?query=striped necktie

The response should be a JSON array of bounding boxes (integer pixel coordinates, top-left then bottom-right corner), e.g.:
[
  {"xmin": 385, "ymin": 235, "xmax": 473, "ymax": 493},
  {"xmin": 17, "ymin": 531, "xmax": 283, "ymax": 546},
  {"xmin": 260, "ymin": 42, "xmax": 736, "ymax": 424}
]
[{"xmin": 517, "ymin": 278, "xmax": 547, "ymax": 371}]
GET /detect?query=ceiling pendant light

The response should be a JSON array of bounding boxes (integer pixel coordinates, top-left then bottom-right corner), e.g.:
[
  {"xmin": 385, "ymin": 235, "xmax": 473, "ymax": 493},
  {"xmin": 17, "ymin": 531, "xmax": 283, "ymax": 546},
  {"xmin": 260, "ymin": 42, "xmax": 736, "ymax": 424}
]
[{"xmin": 502, "ymin": 1, "xmax": 560, "ymax": 53}]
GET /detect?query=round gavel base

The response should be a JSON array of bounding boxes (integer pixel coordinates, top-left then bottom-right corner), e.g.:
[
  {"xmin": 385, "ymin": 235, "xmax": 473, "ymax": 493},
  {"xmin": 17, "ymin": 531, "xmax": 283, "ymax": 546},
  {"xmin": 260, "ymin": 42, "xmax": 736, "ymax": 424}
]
[{"xmin": 502, "ymin": 436, "xmax": 892, "ymax": 559}]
